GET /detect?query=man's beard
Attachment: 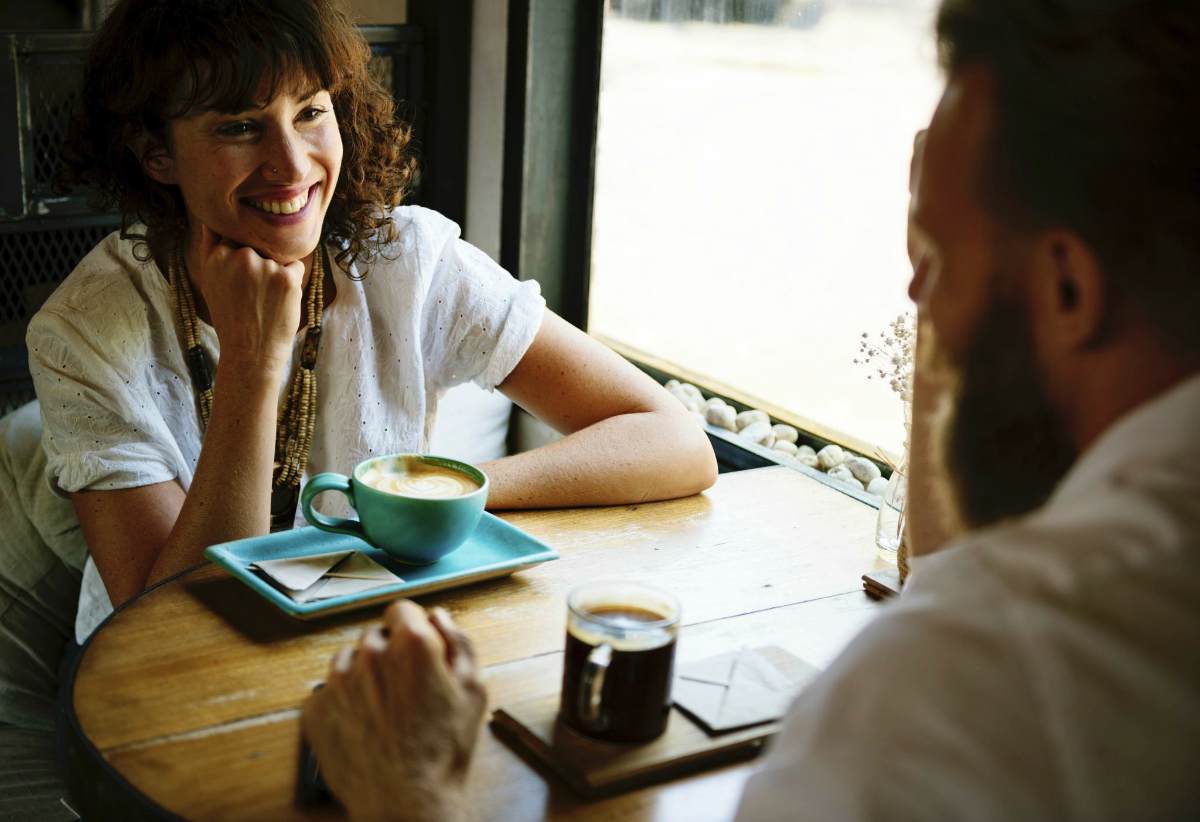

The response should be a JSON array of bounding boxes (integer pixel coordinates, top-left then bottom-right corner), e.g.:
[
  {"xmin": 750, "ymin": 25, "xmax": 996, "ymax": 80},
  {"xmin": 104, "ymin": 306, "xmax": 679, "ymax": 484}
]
[{"xmin": 936, "ymin": 295, "xmax": 1078, "ymax": 532}]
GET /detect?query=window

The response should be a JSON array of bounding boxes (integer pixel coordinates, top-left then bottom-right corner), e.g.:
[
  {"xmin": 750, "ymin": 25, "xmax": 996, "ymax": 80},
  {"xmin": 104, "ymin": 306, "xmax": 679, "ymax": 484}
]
[{"xmin": 588, "ymin": 0, "xmax": 941, "ymax": 457}]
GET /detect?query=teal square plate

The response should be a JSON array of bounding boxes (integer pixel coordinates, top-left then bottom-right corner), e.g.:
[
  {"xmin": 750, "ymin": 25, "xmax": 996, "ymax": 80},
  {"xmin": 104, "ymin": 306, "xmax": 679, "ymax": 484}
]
[{"xmin": 204, "ymin": 512, "xmax": 558, "ymax": 620}]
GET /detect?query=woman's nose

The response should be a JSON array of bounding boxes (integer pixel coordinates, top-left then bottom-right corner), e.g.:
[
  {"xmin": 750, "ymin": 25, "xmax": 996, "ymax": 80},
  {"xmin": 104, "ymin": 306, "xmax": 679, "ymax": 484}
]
[{"xmin": 261, "ymin": 128, "xmax": 309, "ymax": 183}]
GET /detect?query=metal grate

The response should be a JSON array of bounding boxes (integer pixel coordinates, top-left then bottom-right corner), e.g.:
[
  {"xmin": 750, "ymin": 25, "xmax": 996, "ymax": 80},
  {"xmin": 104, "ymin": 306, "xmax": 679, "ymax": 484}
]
[
  {"xmin": 0, "ymin": 222, "xmax": 116, "ymax": 341},
  {"xmin": 0, "ymin": 221, "xmax": 118, "ymax": 411},
  {"xmin": 27, "ymin": 55, "xmax": 85, "ymax": 196}
]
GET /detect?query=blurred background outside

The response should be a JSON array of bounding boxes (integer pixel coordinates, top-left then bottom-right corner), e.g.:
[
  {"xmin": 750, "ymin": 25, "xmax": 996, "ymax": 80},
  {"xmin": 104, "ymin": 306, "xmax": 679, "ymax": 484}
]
[{"xmin": 589, "ymin": 0, "xmax": 942, "ymax": 457}]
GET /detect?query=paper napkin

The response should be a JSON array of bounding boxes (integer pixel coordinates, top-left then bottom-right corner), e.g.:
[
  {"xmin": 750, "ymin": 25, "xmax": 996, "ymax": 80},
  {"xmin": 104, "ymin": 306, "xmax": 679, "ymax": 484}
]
[
  {"xmin": 672, "ymin": 647, "xmax": 800, "ymax": 734},
  {"xmin": 251, "ymin": 550, "xmax": 403, "ymax": 603}
]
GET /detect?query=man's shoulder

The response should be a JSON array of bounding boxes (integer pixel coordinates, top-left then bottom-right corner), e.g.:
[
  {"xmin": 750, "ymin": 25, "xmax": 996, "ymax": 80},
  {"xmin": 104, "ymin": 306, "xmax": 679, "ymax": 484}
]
[{"xmin": 914, "ymin": 463, "xmax": 1200, "ymax": 610}]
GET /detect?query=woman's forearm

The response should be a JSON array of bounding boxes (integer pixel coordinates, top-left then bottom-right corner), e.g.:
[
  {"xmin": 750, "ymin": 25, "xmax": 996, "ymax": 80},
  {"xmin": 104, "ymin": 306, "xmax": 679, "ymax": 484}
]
[
  {"xmin": 146, "ymin": 358, "xmax": 281, "ymax": 586},
  {"xmin": 480, "ymin": 409, "xmax": 717, "ymax": 509}
]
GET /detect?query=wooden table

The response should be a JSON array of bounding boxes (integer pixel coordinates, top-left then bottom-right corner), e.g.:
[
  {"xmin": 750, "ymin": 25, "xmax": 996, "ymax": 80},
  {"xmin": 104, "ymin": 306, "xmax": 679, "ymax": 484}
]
[{"xmin": 64, "ymin": 466, "xmax": 887, "ymax": 820}]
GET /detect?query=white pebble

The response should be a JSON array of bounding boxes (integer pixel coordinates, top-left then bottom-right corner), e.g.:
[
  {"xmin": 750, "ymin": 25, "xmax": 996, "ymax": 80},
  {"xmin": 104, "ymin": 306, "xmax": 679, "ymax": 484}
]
[
  {"xmin": 705, "ymin": 403, "xmax": 737, "ymax": 431},
  {"xmin": 771, "ymin": 424, "xmax": 799, "ymax": 444},
  {"xmin": 735, "ymin": 409, "xmax": 770, "ymax": 431},
  {"xmin": 827, "ymin": 464, "xmax": 864, "ymax": 490},
  {"xmin": 866, "ymin": 476, "xmax": 889, "ymax": 497},
  {"xmin": 704, "ymin": 396, "xmax": 727, "ymax": 411},
  {"xmin": 796, "ymin": 444, "xmax": 817, "ymax": 461},
  {"xmin": 817, "ymin": 444, "xmax": 847, "ymax": 471},
  {"xmin": 665, "ymin": 379, "xmax": 680, "ymax": 391},
  {"xmin": 667, "ymin": 384, "xmax": 690, "ymax": 405},
  {"xmin": 668, "ymin": 384, "xmax": 703, "ymax": 412},
  {"xmin": 845, "ymin": 456, "xmax": 882, "ymax": 485},
  {"xmin": 772, "ymin": 440, "xmax": 798, "ymax": 456},
  {"xmin": 738, "ymin": 420, "xmax": 775, "ymax": 447},
  {"xmin": 680, "ymin": 382, "xmax": 704, "ymax": 402},
  {"xmin": 795, "ymin": 452, "xmax": 819, "ymax": 468}
]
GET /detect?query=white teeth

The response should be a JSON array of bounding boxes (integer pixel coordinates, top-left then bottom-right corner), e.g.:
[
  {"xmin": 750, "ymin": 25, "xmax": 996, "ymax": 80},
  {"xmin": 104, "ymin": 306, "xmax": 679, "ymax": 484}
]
[{"xmin": 249, "ymin": 188, "xmax": 309, "ymax": 215}]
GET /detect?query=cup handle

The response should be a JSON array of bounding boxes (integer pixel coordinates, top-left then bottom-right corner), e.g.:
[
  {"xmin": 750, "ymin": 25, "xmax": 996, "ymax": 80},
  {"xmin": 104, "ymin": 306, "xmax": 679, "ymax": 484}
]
[
  {"xmin": 577, "ymin": 643, "xmax": 612, "ymax": 732},
  {"xmin": 301, "ymin": 473, "xmax": 366, "ymax": 540}
]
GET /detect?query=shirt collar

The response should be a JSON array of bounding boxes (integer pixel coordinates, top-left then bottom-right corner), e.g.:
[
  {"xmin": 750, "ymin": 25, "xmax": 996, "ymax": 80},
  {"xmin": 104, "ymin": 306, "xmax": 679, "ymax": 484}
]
[{"xmin": 1050, "ymin": 370, "xmax": 1200, "ymax": 506}]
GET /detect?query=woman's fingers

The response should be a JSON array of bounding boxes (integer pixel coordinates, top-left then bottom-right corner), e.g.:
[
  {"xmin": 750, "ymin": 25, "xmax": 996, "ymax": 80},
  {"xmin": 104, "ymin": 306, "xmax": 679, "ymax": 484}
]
[{"xmin": 196, "ymin": 221, "xmax": 219, "ymax": 254}]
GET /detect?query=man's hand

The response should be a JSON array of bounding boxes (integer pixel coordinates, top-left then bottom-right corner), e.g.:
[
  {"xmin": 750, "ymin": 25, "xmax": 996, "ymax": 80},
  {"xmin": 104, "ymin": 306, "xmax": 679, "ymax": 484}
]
[{"xmin": 301, "ymin": 601, "xmax": 488, "ymax": 821}]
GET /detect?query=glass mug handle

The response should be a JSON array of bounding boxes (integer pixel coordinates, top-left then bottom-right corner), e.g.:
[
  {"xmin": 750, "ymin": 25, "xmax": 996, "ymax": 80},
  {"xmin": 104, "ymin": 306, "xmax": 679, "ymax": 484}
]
[{"xmin": 577, "ymin": 643, "xmax": 612, "ymax": 732}]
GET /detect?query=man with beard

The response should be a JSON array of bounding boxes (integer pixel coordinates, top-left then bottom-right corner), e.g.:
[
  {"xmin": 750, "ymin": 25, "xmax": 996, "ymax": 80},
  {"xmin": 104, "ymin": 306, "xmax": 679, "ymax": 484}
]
[{"xmin": 300, "ymin": 0, "xmax": 1200, "ymax": 819}]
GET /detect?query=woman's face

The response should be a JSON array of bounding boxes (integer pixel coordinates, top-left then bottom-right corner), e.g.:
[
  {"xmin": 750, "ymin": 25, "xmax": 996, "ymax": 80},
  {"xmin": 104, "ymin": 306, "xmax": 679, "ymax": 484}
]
[{"xmin": 156, "ymin": 87, "xmax": 343, "ymax": 264}]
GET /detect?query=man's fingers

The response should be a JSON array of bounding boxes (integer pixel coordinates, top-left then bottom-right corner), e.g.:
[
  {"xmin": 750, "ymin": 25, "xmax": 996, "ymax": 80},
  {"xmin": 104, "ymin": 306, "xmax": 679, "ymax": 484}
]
[
  {"xmin": 330, "ymin": 645, "xmax": 354, "ymax": 676},
  {"xmin": 429, "ymin": 606, "xmax": 479, "ymax": 680},
  {"xmin": 383, "ymin": 600, "xmax": 449, "ymax": 666},
  {"xmin": 357, "ymin": 625, "xmax": 389, "ymax": 654}
]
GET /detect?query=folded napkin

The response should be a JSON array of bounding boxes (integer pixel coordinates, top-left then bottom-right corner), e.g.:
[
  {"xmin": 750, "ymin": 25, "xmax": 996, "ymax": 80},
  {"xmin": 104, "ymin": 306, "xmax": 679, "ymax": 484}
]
[
  {"xmin": 251, "ymin": 550, "xmax": 403, "ymax": 603},
  {"xmin": 672, "ymin": 647, "xmax": 799, "ymax": 734}
]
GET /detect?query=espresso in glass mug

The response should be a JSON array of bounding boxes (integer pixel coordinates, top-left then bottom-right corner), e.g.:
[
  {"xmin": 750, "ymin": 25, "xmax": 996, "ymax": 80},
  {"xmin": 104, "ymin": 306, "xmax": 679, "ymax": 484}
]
[{"xmin": 559, "ymin": 582, "xmax": 680, "ymax": 743}]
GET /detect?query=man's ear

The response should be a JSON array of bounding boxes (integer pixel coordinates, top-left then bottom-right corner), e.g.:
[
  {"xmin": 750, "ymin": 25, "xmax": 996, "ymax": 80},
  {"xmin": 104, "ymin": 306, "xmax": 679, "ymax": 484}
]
[
  {"xmin": 1028, "ymin": 230, "xmax": 1108, "ymax": 353},
  {"xmin": 127, "ymin": 132, "xmax": 176, "ymax": 185}
]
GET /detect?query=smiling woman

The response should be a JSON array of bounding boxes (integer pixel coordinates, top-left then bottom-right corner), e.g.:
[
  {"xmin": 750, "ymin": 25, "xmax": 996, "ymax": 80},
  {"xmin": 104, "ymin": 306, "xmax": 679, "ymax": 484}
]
[
  {"xmin": 27, "ymin": 0, "xmax": 716, "ymax": 644},
  {"xmin": 159, "ymin": 88, "xmax": 343, "ymax": 268}
]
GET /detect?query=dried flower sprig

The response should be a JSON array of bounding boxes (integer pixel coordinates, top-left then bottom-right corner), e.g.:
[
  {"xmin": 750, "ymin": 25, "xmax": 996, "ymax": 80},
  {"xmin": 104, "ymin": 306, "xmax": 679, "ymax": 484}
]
[
  {"xmin": 854, "ymin": 312, "xmax": 915, "ymax": 403},
  {"xmin": 854, "ymin": 311, "xmax": 915, "ymax": 471}
]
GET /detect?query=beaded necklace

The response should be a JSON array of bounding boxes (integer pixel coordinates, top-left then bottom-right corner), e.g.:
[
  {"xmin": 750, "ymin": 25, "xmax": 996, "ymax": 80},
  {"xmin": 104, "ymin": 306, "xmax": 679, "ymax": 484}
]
[{"xmin": 168, "ymin": 245, "xmax": 326, "ymax": 532}]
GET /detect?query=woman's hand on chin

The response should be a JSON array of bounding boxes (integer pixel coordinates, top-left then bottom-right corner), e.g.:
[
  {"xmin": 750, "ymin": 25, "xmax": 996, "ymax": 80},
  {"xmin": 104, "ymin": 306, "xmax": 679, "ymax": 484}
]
[{"xmin": 189, "ymin": 222, "xmax": 305, "ymax": 376}]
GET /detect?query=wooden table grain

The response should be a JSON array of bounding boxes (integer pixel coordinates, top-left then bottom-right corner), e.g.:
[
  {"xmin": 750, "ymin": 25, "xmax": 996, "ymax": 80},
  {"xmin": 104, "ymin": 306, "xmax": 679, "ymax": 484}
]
[{"xmin": 65, "ymin": 466, "xmax": 888, "ymax": 821}]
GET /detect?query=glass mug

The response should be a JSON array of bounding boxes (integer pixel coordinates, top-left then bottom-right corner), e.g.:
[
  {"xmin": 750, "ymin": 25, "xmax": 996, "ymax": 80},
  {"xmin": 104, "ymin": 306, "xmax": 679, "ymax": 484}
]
[{"xmin": 558, "ymin": 582, "xmax": 681, "ymax": 743}]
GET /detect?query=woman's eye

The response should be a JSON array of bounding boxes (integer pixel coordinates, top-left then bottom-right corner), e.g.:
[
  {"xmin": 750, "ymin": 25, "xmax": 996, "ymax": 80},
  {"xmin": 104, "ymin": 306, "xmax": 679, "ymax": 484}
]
[
  {"xmin": 216, "ymin": 121, "xmax": 256, "ymax": 138},
  {"xmin": 299, "ymin": 106, "xmax": 327, "ymax": 123}
]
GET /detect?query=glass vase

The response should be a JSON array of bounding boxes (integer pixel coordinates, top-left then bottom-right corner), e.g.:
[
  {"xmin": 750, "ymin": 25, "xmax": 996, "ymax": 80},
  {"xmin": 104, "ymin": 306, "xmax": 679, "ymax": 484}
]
[{"xmin": 874, "ymin": 462, "xmax": 907, "ymax": 564}]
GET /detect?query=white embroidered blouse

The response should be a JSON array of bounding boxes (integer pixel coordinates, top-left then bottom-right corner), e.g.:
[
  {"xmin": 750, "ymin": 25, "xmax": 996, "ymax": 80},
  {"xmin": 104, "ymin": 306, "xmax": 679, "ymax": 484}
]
[{"xmin": 27, "ymin": 206, "xmax": 545, "ymax": 641}]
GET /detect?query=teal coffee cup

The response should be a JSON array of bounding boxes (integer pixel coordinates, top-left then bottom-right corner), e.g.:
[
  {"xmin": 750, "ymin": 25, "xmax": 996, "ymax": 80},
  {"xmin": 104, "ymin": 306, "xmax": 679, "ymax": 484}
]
[{"xmin": 301, "ymin": 454, "xmax": 489, "ymax": 565}]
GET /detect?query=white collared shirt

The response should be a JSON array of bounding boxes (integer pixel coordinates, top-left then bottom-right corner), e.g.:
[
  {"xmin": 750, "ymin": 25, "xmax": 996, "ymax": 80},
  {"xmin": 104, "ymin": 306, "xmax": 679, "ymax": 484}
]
[{"xmin": 737, "ymin": 374, "xmax": 1200, "ymax": 821}]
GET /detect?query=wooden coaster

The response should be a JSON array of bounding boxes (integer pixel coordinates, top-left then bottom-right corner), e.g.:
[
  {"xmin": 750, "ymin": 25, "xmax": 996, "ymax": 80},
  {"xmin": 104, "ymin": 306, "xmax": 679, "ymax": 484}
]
[
  {"xmin": 491, "ymin": 697, "xmax": 777, "ymax": 798},
  {"xmin": 862, "ymin": 566, "xmax": 902, "ymax": 600}
]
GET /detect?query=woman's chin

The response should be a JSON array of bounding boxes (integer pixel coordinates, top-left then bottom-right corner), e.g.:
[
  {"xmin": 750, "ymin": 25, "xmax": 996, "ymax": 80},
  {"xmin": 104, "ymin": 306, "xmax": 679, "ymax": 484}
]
[{"xmin": 241, "ymin": 237, "xmax": 320, "ymax": 266}]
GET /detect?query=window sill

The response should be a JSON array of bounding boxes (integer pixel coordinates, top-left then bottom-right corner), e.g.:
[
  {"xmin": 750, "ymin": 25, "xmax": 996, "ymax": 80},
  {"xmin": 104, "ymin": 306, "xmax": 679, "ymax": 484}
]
[{"xmin": 705, "ymin": 425, "xmax": 881, "ymax": 510}]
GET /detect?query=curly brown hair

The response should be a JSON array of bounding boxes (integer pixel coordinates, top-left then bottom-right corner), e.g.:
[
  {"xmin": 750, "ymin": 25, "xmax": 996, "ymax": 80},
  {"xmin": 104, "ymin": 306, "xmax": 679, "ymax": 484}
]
[{"xmin": 60, "ymin": 0, "xmax": 418, "ymax": 274}]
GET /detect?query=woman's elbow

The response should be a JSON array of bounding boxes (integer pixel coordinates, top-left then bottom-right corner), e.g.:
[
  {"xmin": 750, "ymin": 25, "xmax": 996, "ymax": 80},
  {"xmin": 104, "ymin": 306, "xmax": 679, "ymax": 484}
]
[{"xmin": 666, "ymin": 409, "xmax": 718, "ymax": 496}]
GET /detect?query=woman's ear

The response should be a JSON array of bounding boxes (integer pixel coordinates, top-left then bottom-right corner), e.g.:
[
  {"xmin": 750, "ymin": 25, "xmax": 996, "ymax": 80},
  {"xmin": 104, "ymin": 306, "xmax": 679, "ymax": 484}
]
[{"xmin": 127, "ymin": 133, "xmax": 176, "ymax": 185}]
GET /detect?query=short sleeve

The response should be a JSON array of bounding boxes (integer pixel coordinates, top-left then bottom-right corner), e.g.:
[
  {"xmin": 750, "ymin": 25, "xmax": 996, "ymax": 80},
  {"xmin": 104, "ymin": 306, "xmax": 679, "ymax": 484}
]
[
  {"xmin": 27, "ymin": 305, "xmax": 182, "ymax": 496},
  {"xmin": 420, "ymin": 232, "xmax": 545, "ymax": 392}
]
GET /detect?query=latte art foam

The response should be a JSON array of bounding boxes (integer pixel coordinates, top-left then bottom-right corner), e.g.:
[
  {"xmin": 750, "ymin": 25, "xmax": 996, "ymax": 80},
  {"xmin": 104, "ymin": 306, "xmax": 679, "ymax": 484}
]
[{"xmin": 360, "ymin": 460, "xmax": 481, "ymax": 499}]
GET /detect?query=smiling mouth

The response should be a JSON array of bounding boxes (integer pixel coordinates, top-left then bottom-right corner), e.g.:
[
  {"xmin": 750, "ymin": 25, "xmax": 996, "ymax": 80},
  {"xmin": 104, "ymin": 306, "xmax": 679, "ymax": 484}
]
[{"xmin": 245, "ymin": 184, "xmax": 316, "ymax": 215}]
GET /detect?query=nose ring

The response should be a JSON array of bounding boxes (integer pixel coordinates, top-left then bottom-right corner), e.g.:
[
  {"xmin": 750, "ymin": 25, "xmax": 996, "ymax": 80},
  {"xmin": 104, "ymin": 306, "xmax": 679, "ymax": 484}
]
[{"xmin": 271, "ymin": 166, "xmax": 278, "ymax": 174}]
